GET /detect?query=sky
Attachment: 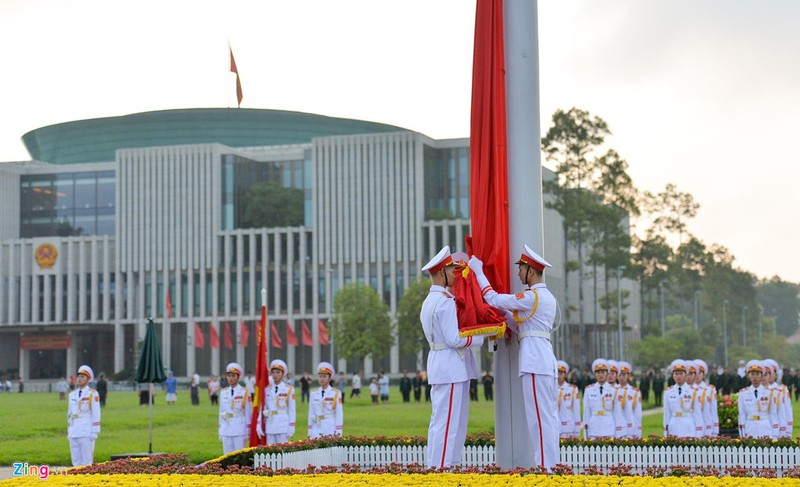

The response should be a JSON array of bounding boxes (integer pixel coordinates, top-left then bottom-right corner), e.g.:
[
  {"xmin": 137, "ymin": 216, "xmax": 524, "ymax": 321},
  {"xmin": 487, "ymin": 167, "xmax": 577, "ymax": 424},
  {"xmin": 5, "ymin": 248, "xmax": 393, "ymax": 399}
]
[{"xmin": 1, "ymin": 0, "xmax": 798, "ymax": 283}]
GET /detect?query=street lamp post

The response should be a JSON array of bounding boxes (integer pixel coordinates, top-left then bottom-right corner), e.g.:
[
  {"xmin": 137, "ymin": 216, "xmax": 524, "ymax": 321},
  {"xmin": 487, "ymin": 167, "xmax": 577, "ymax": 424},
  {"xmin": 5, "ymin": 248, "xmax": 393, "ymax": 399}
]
[
  {"xmin": 742, "ymin": 305, "xmax": 748, "ymax": 348},
  {"xmin": 659, "ymin": 280, "xmax": 666, "ymax": 336},
  {"xmin": 617, "ymin": 266, "xmax": 624, "ymax": 361},
  {"xmin": 723, "ymin": 299, "xmax": 729, "ymax": 368},
  {"xmin": 693, "ymin": 290, "xmax": 700, "ymax": 330}
]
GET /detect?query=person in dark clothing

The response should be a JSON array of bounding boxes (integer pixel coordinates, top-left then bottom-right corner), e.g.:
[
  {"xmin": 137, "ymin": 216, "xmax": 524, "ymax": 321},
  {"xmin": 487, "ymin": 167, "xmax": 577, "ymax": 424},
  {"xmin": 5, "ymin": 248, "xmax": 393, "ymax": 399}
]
[
  {"xmin": 399, "ymin": 371, "xmax": 412, "ymax": 403},
  {"xmin": 469, "ymin": 378, "xmax": 479, "ymax": 401},
  {"xmin": 190, "ymin": 378, "xmax": 200, "ymax": 405},
  {"xmin": 412, "ymin": 371, "xmax": 423, "ymax": 402},
  {"xmin": 639, "ymin": 369, "xmax": 651, "ymax": 403},
  {"xmin": 482, "ymin": 371, "xmax": 494, "ymax": 401},
  {"xmin": 423, "ymin": 373, "xmax": 431, "ymax": 402},
  {"xmin": 652, "ymin": 370, "xmax": 665, "ymax": 407},
  {"xmin": 299, "ymin": 372, "xmax": 311, "ymax": 403},
  {"xmin": 96, "ymin": 374, "xmax": 108, "ymax": 407}
]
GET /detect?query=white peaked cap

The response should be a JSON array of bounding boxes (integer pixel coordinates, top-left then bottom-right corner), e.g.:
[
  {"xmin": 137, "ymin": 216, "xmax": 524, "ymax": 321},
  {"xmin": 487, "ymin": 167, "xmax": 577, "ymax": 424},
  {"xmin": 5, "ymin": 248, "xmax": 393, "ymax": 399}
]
[
  {"xmin": 514, "ymin": 244, "xmax": 552, "ymax": 271},
  {"xmin": 557, "ymin": 360, "xmax": 569, "ymax": 373},
  {"xmin": 270, "ymin": 359, "xmax": 287, "ymax": 373},
  {"xmin": 317, "ymin": 361, "xmax": 335, "ymax": 377},
  {"xmin": 226, "ymin": 362, "xmax": 243, "ymax": 376},
  {"xmin": 77, "ymin": 365, "xmax": 94, "ymax": 381},
  {"xmin": 421, "ymin": 246, "xmax": 454, "ymax": 273},
  {"xmin": 592, "ymin": 358, "xmax": 608, "ymax": 372}
]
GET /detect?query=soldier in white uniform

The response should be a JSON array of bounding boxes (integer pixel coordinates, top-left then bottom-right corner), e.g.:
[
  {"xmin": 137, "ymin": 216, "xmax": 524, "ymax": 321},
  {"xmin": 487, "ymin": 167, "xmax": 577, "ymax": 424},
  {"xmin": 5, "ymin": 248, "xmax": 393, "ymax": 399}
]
[
  {"xmin": 469, "ymin": 245, "xmax": 558, "ymax": 470},
  {"xmin": 693, "ymin": 359, "xmax": 718, "ymax": 437},
  {"xmin": 67, "ymin": 365, "xmax": 101, "ymax": 466},
  {"xmin": 606, "ymin": 360, "xmax": 619, "ymax": 388},
  {"xmin": 684, "ymin": 361, "xmax": 707, "ymax": 435},
  {"xmin": 307, "ymin": 362, "xmax": 343, "ymax": 439},
  {"xmin": 218, "ymin": 362, "xmax": 252, "ymax": 454},
  {"xmin": 738, "ymin": 360, "xmax": 778, "ymax": 438},
  {"xmin": 256, "ymin": 359, "xmax": 296, "ymax": 445},
  {"xmin": 764, "ymin": 359, "xmax": 792, "ymax": 438},
  {"xmin": 583, "ymin": 359, "xmax": 624, "ymax": 438},
  {"xmin": 663, "ymin": 359, "xmax": 703, "ymax": 438},
  {"xmin": 422, "ymin": 246, "xmax": 485, "ymax": 469},
  {"xmin": 618, "ymin": 361, "xmax": 642, "ymax": 438},
  {"xmin": 556, "ymin": 360, "xmax": 581, "ymax": 438}
]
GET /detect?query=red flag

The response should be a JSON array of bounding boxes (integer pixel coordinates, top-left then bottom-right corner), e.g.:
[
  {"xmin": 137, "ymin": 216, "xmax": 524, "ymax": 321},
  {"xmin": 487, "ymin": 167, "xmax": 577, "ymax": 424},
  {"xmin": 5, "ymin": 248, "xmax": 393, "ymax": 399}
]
[
  {"xmin": 165, "ymin": 289, "xmax": 173, "ymax": 318},
  {"xmin": 301, "ymin": 320, "xmax": 313, "ymax": 347},
  {"xmin": 223, "ymin": 322, "xmax": 233, "ymax": 350},
  {"xmin": 249, "ymin": 302, "xmax": 269, "ymax": 447},
  {"xmin": 271, "ymin": 322, "xmax": 283, "ymax": 349},
  {"xmin": 194, "ymin": 323, "xmax": 204, "ymax": 349},
  {"xmin": 229, "ymin": 46, "xmax": 243, "ymax": 108},
  {"xmin": 286, "ymin": 321, "xmax": 299, "ymax": 346},
  {"xmin": 468, "ymin": 0, "xmax": 509, "ymax": 294},
  {"xmin": 318, "ymin": 319, "xmax": 329, "ymax": 346},
  {"xmin": 209, "ymin": 322, "xmax": 220, "ymax": 349},
  {"xmin": 240, "ymin": 321, "xmax": 250, "ymax": 348}
]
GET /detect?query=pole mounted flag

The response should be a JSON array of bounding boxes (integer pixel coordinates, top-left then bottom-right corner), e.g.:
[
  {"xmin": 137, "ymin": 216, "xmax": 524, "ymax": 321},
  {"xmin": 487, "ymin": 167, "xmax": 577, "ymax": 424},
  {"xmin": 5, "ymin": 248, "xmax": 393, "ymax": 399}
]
[
  {"xmin": 286, "ymin": 321, "xmax": 299, "ymax": 347},
  {"xmin": 249, "ymin": 289, "xmax": 269, "ymax": 447},
  {"xmin": 229, "ymin": 46, "xmax": 243, "ymax": 108}
]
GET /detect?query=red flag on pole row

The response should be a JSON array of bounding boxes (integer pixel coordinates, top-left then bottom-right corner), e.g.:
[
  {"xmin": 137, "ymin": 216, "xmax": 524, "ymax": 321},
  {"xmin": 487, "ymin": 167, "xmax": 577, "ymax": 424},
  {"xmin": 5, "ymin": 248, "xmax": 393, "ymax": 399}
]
[
  {"xmin": 209, "ymin": 323, "xmax": 220, "ymax": 349},
  {"xmin": 467, "ymin": 0, "xmax": 509, "ymax": 294},
  {"xmin": 240, "ymin": 321, "xmax": 250, "ymax": 348},
  {"xmin": 165, "ymin": 289, "xmax": 173, "ymax": 318},
  {"xmin": 286, "ymin": 321, "xmax": 299, "ymax": 346},
  {"xmin": 271, "ymin": 322, "xmax": 283, "ymax": 349},
  {"xmin": 249, "ymin": 291, "xmax": 269, "ymax": 447},
  {"xmin": 301, "ymin": 320, "xmax": 313, "ymax": 347},
  {"xmin": 194, "ymin": 323, "xmax": 204, "ymax": 349},
  {"xmin": 223, "ymin": 322, "xmax": 233, "ymax": 350},
  {"xmin": 318, "ymin": 320, "xmax": 330, "ymax": 346},
  {"xmin": 229, "ymin": 46, "xmax": 243, "ymax": 108}
]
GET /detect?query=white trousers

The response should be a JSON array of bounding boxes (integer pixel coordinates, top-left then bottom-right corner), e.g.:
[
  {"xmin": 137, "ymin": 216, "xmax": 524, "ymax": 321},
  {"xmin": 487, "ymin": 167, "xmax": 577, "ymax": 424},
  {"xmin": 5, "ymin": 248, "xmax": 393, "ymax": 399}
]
[
  {"xmin": 267, "ymin": 433, "xmax": 289, "ymax": 445},
  {"xmin": 69, "ymin": 437, "xmax": 95, "ymax": 466},
  {"xmin": 221, "ymin": 435, "xmax": 247, "ymax": 455},
  {"xmin": 521, "ymin": 373, "xmax": 559, "ymax": 471},
  {"xmin": 426, "ymin": 381, "xmax": 468, "ymax": 469}
]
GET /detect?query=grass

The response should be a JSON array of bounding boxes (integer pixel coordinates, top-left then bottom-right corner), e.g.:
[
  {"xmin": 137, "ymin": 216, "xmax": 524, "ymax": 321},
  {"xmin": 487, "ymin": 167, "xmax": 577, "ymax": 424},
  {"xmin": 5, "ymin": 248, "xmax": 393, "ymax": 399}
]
[{"xmin": 0, "ymin": 390, "xmax": 796, "ymax": 466}]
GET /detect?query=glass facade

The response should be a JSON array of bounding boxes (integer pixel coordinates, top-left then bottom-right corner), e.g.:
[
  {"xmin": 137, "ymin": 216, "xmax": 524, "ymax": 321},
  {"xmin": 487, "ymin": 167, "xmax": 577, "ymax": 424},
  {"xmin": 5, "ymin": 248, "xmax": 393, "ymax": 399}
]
[
  {"xmin": 20, "ymin": 171, "xmax": 115, "ymax": 237},
  {"xmin": 221, "ymin": 154, "xmax": 308, "ymax": 231},
  {"xmin": 423, "ymin": 146, "xmax": 470, "ymax": 220}
]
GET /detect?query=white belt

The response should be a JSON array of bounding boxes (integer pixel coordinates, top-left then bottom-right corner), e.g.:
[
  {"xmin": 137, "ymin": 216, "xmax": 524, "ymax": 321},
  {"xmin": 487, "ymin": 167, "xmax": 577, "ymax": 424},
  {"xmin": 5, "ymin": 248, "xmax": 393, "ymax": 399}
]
[
  {"xmin": 747, "ymin": 415, "xmax": 768, "ymax": 421},
  {"xmin": 430, "ymin": 343, "xmax": 448, "ymax": 351},
  {"xmin": 270, "ymin": 410, "xmax": 288, "ymax": 415},
  {"xmin": 519, "ymin": 330, "xmax": 550, "ymax": 340}
]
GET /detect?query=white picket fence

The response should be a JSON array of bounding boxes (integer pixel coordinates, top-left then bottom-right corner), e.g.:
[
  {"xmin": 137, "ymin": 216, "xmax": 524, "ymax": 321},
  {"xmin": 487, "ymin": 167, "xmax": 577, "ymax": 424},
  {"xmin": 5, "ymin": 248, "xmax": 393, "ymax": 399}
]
[{"xmin": 253, "ymin": 445, "xmax": 800, "ymax": 475}]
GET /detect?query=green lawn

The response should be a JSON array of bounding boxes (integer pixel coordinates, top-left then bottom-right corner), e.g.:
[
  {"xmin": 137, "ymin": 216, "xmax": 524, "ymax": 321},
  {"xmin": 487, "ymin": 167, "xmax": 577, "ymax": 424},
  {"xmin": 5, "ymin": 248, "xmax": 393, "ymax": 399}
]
[{"xmin": 0, "ymin": 390, "xmax": 796, "ymax": 466}]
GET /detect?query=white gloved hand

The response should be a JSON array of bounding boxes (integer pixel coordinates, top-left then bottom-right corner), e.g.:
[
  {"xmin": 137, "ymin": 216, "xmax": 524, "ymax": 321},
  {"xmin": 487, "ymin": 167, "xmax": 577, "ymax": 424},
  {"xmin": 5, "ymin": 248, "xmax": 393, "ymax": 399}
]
[
  {"xmin": 288, "ymin": 428, "xmax": 295, "ymax": 438},
  {"xmin": 90, "ymin": 433, "xmax": 98, "ymax": 440},
  {"xmin": 468, "ymin": 256, "xmax": 484, "ymax": 275},
  {"xmin": 256, "ymin": 422, "xmax": 264, "ymax": 438}
]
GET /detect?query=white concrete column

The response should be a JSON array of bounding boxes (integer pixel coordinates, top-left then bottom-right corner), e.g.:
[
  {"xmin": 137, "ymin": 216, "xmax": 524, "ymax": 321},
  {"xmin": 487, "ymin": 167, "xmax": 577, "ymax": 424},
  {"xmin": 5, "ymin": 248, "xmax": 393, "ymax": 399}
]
[{"xmin": 114, "ymin": 322, "xmax": 125, "ymax": 373}]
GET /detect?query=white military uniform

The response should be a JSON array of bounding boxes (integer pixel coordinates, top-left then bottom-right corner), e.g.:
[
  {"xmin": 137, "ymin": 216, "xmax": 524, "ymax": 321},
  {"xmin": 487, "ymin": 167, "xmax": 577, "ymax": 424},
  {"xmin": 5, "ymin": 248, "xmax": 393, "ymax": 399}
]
[
  {"xmin": 764, "ymin": 359, "xmax": 793, "ymax": 438},
  {"xmin": 67, "ymin": 365, "xmax": 101, "ymax": 467},
  {"xmin": 421, "ymin": 283, "xmax": 484, "ymax": 468},
  {"xmin": 557, "ymin": 380, "xmax": 581, "ymax": 438},
  {"xmin": 219, "ymin": 363, "xmax": 252, "ymax": 455},
  {"xmin": 307, "ymin": 386, "xmax": 343, "ymax": 438},
  {"xmin": 738, "ymin": 384, "xmax": 777, "ymax": 438},
  {"xmin": 258, "ymin": 381, "xmax": 296, "ymax": 444},
  {"xmin": 663, "ymin": 383, "xmax": 703, "ymax": 437},
  {"xmin": 693, "ymin": 359, "xmax": 718, "ymax": 437},
  {"xmin": 474, "ymin": 246, "xmax": 558, "ymax": 471},
  {"xmin": 583, "ymin": 381, "xmax": 624, "ymax": 438}
]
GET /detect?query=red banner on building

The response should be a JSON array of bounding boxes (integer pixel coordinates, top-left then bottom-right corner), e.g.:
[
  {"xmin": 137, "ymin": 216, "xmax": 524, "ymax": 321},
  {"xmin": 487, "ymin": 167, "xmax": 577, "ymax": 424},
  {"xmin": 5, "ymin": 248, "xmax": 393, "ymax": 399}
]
[{"xmin": 20, "ymin": 334, "xmax": 72, "ymax": 350}]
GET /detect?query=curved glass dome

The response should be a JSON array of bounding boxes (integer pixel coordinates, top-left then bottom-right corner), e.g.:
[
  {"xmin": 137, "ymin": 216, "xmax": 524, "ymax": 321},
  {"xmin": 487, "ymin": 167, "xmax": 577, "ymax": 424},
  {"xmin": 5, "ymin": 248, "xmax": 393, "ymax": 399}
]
[{"xmin": 22, "ymin": 108, "xmax": 409, "ymax": 164}]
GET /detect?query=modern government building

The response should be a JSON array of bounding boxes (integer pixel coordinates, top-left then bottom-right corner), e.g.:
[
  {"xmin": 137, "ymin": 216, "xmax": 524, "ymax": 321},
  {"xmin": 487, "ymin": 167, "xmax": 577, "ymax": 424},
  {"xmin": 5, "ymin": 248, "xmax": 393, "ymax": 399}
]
[{"xmin": 0, "ymin": 108, "xmax": 639, "ymax": 383}]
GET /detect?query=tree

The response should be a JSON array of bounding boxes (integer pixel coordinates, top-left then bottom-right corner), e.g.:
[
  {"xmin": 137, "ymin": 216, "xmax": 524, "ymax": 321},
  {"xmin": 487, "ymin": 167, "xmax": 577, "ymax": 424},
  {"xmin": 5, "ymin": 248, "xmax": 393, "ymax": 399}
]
[
  {"xmin": 756, "ymin": 277, "xmax": 800, "ymax": 337},
  {"xmin": 396, "ymin": 277, "xmax": 431, "ymax": 357},
  {"xmin": 642, "ymin": 183, "xmax": 699, "ymax": 246},
  {"xmin": 240, "ymin": 181, "xmax": 304, "ymax": 228},
  {"xmin": 329, "ymin": 282, "xmax": 393, "ymax": 371}
]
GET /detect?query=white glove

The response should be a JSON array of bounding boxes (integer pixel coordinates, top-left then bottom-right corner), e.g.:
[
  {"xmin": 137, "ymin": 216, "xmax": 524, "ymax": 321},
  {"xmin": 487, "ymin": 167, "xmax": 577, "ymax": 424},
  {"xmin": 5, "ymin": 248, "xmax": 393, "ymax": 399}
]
[
  {"xmin": 256, "ymin": 422, "xmax": 264, "ymax": 438},
  {"xmin": 288, "ymin": 428, "xmax": 295, "ymax": 438},
  {"xmin": 90, "ymin": 433, "xmax": 98, "ymax": 440},
  {"xmin": 468, "ymin": 256, "xmax": 484, "ymax": 275}
]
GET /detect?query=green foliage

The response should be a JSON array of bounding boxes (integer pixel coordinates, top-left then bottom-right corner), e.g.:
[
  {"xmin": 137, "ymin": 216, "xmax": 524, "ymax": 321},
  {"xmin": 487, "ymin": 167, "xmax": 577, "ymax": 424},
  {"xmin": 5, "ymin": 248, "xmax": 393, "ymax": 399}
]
[
  {"xmin": 396, "ymin": 276, "xmax": 431, "ymax": 356},
  {"xmin": 330, "ymin": 282, "xmax": 393, "ymax": 369},
  {"xmin": 240, "ymin": 181, "xmax": 304, "ymax": 228},
  {"xmin": 757, "ymin": 277, "xmax": 800, "ymax": 337}
]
